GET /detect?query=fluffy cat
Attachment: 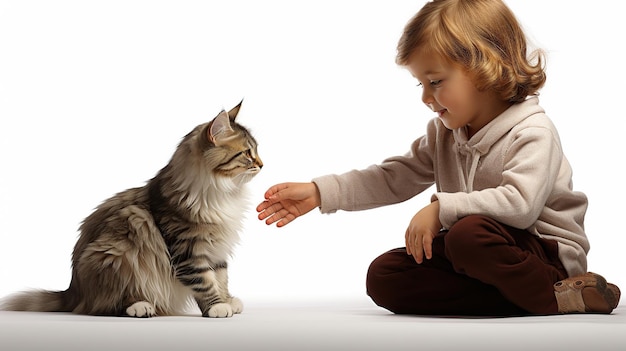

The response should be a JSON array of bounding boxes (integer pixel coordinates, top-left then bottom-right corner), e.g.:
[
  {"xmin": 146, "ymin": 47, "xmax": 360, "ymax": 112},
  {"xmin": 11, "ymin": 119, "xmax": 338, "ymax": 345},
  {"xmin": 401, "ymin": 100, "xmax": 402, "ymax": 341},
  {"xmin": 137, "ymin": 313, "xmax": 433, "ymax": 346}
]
[{"xmin": 1, "ymin": 102, "xmax": 262, "ymax": 318}]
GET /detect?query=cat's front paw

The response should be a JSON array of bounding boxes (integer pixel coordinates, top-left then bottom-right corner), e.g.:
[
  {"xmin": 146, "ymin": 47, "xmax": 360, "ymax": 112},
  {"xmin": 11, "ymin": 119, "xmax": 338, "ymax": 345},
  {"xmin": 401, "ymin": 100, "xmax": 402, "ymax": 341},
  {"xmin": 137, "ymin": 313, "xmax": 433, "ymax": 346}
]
[
  {"xmin": 126, "ymin": 301, "xmax": 156, "ymax": 318},
  {"xmin": 206, "ymin": 303, "xmax": 233, "ymax": 318},
  {"xmin": 230, "ymin": 297, "xmax": 243, "ymax": 314}
]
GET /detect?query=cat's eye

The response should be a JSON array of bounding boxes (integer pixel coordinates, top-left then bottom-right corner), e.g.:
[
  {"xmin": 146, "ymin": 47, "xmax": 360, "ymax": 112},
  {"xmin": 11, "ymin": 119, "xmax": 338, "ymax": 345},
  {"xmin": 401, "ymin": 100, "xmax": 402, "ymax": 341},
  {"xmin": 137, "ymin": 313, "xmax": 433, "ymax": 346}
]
[{"xmin": 237, "ymin": 149, "xmax": 252, "ymax": 158}]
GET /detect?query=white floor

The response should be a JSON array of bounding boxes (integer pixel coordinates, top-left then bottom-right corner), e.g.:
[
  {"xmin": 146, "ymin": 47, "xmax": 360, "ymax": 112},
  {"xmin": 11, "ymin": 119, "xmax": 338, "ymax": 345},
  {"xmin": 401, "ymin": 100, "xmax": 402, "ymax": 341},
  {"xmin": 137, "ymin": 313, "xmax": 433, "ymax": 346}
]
[{"xmin": 1, "ymin": 296, "xmax": 624, "ymax": 351}]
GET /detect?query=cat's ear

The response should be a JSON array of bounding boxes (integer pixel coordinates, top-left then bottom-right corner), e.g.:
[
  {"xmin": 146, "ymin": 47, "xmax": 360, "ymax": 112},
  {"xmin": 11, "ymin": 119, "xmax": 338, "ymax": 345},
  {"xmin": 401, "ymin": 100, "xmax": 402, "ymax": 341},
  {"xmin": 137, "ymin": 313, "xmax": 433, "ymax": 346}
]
[
  {"xmin": 226, "ymin": 99, "xmax": 243, "ymax": 121},
  {"xmin": 208, "ymin": 110, "xmax": 235, "ymax": 145}
]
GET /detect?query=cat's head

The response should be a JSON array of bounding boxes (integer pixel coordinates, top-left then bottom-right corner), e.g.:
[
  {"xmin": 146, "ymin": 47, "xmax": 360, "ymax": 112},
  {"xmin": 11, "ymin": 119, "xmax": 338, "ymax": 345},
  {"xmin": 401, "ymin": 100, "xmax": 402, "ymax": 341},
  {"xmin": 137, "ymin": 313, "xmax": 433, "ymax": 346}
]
[
  {"xmin": 172, "ymin": 101, "xmax": 262, "ymax": 191},
  {"xmin": 202, "ymin": 101, "xmax": 263, "ymax": 185}
]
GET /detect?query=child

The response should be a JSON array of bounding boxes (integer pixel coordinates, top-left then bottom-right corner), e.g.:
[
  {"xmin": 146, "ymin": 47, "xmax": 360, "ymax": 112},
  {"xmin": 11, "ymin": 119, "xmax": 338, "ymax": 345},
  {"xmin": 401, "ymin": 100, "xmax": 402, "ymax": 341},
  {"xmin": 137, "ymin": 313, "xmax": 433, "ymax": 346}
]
[{"xmin": 256, "ymin": 0, "xmax": 620, "ymax": 316}]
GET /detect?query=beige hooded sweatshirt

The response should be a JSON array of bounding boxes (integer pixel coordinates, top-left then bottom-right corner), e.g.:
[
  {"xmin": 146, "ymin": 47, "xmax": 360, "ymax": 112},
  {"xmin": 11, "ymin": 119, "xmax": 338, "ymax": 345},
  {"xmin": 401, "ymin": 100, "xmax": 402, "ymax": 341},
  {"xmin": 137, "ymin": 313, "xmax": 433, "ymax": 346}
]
[{"xmin": 312, "ymin": 97, "xmax": 588, "ymax": 277}]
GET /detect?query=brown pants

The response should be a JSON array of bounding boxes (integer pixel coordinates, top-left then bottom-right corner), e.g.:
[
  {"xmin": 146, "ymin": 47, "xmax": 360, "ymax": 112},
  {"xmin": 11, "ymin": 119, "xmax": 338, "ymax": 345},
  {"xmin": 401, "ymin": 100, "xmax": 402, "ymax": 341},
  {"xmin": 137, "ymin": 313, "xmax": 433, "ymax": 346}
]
[{"xmin": 366, "ymin": 215, "xmax": 568, "ymax": 316}]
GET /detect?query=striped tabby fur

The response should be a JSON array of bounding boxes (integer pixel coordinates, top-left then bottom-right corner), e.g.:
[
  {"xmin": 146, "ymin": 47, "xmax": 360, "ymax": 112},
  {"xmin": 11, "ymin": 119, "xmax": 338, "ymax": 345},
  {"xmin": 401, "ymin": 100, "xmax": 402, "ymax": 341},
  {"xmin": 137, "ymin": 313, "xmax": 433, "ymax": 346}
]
[{"xmin": 1, "ymin": 102, "xmax": 262, "ymax": 318}]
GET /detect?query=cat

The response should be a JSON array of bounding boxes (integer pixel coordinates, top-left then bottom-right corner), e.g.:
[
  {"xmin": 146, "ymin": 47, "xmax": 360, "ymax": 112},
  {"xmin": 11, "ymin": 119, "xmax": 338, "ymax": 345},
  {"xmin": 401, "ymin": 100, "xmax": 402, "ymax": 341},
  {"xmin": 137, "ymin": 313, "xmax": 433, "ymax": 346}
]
[{"xmin": 1, "ymin": 101, "xmax": 262, "ymax": 318}]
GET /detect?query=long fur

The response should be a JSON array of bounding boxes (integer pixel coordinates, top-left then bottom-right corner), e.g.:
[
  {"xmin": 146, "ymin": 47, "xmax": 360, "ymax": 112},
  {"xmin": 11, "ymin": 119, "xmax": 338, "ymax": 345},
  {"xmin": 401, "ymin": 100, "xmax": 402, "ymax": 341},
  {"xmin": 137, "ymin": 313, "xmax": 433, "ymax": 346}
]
[{"xmin": 1, "ymin": 103, "xmax": 262, "ymax": 317}]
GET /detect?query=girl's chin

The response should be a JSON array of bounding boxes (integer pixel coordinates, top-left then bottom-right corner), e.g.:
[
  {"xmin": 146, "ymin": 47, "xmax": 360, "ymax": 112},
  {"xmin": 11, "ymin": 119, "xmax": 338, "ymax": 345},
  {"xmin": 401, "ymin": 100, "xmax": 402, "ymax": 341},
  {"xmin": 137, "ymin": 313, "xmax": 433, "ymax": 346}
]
[{"xmin": 438, "ymin": 117, "xmax": 456, "ymax": 130}]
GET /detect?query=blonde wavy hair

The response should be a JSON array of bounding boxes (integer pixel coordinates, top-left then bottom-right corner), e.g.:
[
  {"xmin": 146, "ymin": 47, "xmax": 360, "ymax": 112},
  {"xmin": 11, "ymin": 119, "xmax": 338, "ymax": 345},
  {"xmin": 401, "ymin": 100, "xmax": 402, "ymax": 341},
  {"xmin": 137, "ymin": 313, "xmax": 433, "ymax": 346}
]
[{"xmin": 396, "ymin": 0, "xmax": 546, "ymax": 103}]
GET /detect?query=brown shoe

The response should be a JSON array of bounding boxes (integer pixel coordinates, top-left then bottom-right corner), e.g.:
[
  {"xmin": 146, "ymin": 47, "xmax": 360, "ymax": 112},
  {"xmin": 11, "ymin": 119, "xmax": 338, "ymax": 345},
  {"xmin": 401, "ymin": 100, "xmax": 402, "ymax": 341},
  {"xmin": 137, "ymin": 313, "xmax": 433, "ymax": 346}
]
[{"xmin": 554, "ymin": 272, "xmax": 620, "ymax": 314}]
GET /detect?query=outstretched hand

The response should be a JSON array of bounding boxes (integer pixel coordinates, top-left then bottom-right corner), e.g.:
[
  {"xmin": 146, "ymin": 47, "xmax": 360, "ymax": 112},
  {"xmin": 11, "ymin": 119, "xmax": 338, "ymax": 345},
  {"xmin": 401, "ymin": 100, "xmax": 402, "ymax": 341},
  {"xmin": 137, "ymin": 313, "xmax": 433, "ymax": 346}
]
[{"xmin": 256, "ymin": 182, "xmax": 321, "ymax": 227}]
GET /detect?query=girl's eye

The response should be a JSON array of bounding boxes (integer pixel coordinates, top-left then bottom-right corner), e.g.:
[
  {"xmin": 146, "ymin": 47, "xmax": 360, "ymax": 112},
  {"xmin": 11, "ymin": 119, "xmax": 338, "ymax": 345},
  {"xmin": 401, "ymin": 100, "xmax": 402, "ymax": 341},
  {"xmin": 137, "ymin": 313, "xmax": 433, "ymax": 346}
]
[{"xmin": 416, "ymin": 80, "xmax": 441, "ymax": 88}]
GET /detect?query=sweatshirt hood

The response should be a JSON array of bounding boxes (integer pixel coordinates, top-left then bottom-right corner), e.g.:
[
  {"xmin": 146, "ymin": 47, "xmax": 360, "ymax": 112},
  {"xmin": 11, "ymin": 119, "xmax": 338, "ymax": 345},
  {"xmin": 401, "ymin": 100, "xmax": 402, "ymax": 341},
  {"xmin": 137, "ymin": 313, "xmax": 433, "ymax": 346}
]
[{"xmin": 452, "ymin": 96, "xmax": 545, "ymax": 192}]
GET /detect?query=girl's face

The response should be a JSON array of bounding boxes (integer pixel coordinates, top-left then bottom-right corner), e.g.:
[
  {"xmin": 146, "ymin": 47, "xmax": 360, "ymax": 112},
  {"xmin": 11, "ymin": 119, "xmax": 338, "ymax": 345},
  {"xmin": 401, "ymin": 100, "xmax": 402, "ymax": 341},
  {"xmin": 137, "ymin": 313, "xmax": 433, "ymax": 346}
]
[{"xmin": 406, "ymin": 49, "xmax": 512, "ymax": 137}]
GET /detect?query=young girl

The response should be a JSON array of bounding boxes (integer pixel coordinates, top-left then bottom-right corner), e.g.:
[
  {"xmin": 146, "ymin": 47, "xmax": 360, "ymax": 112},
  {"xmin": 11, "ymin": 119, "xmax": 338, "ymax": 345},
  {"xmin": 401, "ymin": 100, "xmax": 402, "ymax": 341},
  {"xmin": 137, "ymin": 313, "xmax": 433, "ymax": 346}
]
[{"xmin": 256, "ymin": 0, "xmax": 620, "ymax": 316}]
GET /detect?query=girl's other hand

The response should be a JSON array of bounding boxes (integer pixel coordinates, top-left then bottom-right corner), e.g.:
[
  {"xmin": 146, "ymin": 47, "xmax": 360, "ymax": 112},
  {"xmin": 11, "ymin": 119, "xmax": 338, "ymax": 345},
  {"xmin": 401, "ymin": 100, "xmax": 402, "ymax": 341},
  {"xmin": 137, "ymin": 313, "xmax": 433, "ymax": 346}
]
[{"xmin": 405, "ymin": 201, "xmax": 442, "ymax": 264}]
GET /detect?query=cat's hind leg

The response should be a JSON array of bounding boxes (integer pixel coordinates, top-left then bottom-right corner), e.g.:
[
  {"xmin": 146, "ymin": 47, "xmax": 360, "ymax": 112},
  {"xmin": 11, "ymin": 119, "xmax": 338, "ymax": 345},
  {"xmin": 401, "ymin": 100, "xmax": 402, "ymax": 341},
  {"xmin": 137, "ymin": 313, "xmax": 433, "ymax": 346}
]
[{"xmin": 76, "ymin": 204, "xmax": 174, "ymax": 317}]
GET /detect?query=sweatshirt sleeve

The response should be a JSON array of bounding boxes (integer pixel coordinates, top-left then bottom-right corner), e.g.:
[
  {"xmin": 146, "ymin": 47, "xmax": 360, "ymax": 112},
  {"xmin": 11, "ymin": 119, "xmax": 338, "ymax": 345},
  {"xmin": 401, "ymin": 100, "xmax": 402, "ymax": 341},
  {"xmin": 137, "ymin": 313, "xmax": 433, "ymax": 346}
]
[
  {"xmin": 312, "ymin": 121, "xmax": 438, "ymax": 214},
  {"xmin": 433, "ymin": 125, "xmax": 563, "ymax": 230}
]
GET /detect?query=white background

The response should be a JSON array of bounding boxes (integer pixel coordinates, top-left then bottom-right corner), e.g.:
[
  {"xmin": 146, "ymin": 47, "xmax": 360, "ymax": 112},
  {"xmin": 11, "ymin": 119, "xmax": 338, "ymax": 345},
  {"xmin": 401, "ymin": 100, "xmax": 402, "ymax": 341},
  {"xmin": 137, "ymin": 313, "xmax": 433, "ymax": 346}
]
[{"xmin": 1, "ymin": 0, "xmax": 624, "ymax": 303}]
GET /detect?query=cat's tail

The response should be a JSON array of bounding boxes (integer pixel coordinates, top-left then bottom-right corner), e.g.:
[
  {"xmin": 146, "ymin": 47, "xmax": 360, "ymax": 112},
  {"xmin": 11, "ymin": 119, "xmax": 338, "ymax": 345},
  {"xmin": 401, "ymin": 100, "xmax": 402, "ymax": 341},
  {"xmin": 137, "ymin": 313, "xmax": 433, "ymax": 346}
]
[{"xmin": 1, "ymin": 289, "xmax": 72, "ymax": 312}]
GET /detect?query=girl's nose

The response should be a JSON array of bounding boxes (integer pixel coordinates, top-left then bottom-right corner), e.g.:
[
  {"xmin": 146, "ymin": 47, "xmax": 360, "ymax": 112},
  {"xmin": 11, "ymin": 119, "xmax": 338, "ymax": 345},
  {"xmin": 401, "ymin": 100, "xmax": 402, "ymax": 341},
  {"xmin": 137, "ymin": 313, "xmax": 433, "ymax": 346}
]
[{"xmin": 421, "ymin": 88, "xmax": 434, "ymax": 108}]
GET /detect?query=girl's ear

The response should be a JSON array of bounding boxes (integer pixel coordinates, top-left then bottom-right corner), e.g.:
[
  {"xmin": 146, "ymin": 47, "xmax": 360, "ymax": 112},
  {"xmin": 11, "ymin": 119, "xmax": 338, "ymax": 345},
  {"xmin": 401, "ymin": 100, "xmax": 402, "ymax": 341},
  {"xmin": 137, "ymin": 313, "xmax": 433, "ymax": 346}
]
[{"xmin": 208, "ymin": 110, "xmax": 235, "ymax": 145}]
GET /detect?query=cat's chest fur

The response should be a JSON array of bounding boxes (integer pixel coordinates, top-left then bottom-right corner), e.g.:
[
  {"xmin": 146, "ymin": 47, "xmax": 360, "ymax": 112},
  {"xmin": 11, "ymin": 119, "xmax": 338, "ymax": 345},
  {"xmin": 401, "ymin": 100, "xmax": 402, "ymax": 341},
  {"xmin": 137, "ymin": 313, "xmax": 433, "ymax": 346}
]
[{"xmin": 146, "ymin": 179, "xmax": 248, "ymax": 263}]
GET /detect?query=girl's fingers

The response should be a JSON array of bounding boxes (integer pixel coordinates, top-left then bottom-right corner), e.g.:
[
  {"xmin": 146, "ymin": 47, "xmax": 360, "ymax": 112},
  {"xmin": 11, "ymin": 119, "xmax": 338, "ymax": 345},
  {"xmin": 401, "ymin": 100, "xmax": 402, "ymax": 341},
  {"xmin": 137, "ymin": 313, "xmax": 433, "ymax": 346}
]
[
  {"xmin": 258, "ymin": 204, "xmax": 295, "ymax": 227},
  {"xmin": 264, "ymin": 183, "xmax": 290, "ymax": 200},
  {"xmin": 256, "ymin": 201, "xmax": 270, "ymax": 213},
  {"xmin": 423, "ymin": 234, "xmax": 433, "ymax": 260},
  {"xmin": 406, "ymin": 229, "xmax": 425, "ymax": 264},
  {"xmin": 257, "ymin": 203, "xmax": 281, "ymax": 220},
  {"xmin": 276, "ymin": 213, "xmax": 296, "ymax": 227}
]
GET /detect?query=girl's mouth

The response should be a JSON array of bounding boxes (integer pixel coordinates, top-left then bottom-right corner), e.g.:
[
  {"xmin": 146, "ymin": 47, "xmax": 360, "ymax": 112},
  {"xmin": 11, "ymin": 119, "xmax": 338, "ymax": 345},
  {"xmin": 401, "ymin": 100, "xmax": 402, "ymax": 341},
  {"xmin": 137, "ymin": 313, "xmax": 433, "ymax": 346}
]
[{"xmin": 437, "ymin": 109, "xmax": 447, "ymax": 118}]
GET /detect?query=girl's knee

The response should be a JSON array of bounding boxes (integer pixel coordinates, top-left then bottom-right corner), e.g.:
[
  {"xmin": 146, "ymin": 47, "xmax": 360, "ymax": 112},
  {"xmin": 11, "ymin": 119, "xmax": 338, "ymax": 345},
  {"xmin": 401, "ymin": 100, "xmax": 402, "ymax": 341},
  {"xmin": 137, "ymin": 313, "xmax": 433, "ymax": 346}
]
[
  {"xmin": 365, "ymin": 248, "xmax": 410, "ymax": 312},
  {"xmin": 445, "ymin": 215, "xmax": 492, "ymax": 248},
  {"xmin": 444, "ymin": 215, "xmax": 504, "ymax": 265},
  {"xmin": 366, "ymin": 249, "xmax": 403, "ymax": 289}
]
